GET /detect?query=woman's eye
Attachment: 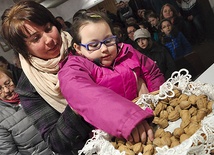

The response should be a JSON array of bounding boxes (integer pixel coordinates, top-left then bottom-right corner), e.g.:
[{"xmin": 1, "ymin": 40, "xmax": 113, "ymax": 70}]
[
  {"xmin": 45, "ymin": 24, "xmax": 53, "ymax": 33},
  {"xmin": 32, "ymin": 35, "xmax": 40, "ymax": 42},
  {"xmin": 5, "ymin": 81, "xmax": 10, "ymax": 85}
]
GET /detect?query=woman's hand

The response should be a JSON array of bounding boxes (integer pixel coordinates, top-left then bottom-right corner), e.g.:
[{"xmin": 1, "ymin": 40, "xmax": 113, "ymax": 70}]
[{"xmin": 128, "ymin": 120, "xmax": 154, "ymax": 144}]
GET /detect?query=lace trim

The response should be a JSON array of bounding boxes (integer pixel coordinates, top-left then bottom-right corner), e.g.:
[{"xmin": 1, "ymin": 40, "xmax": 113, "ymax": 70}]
[{"xmin": 79, "ymin": 69, "xmax": 214, "ymax": 155}]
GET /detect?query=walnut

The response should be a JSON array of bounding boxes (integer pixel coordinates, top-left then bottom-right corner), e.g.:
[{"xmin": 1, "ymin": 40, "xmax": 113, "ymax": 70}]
[
  {"xmin": 166, "ymin": 106, "xmax": 174, "ymax": 113},
  {"xmin": 169, "ymin": 98, "xmax": 179, "ymax": 107},
  {"xmin": 161, "ymin": 136, "xmax": 171, "ymax": 147},
  {"xmin": 188, "ymin": 94, "xmax": 197, "ymax": 105},
  {"xmin": 168, "ymin": 110, "xmax": 180, "ymax": 122},
  {"xmin": 189, "ymin": 106, "xmax": 198, "ymax": 116},
  {"xmin": 159, "ymin": 110, "xmax": 168, "ymax": 119},
  {"xmin": 153, "ymin": 137, "xmax": 162, "ymax": 147},
  {"xmin": 170, "ymin": 139, "xmax": 180, "ymax": 148},
  {"xmin": 207, "ymin": 101, "xmax": 213, "ymax": 114},
  {"xmin": 184, "ymin": 122, "xmax": 200, "ymax": 136},
  {"xmin": 179, "ymin": 100, "xmax": 191, "ymax": 110},
  {"xmin": 196, "ymin": 98, "xmax": 207, "ymax": 109},
  {"xmin": 154, "ymin": 128, "xmax": 165, "ymax": 138},
  {"xmin": 152, "ymin": 117, "xmax": 169, "ymax": 129},
  {"xmin": 196, "ymin": 108, "xmax": 207, "ymax": 121},
  {"xmin": 173, "ymin": 89, "xmax": 182, "ymax": 98},
  {"xmin": 179, "ymin": 94, "xmax": 189, "ymax": 102},
  {"xmin": 154, "ymin": 102, "xmax": 167, "ymax": 116},
  {"xmin": 143, "ymin": 144, "xmax": 154, "ymax": 154},
  {"xmin": 132, "ymin": 142, "xmax": 143, "ymax": 154},
  {"xmin": 173, "ymin": 127, "xmax": 184, "ymax": 139},
  {"xmin": 180, "ymin": 134, "xmax": 190, "ymax": 143}
]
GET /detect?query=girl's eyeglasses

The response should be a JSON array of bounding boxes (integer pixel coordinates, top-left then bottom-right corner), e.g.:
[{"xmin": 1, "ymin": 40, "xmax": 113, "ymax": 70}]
[{"xmin": 79, "ymin": 35, "xmax": 117, "ymax": 53}]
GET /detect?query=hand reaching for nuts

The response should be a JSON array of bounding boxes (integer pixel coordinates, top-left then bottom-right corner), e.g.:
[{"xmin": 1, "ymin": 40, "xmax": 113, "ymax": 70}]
[{"xmin": 128, "ymin": 120, "xmax": 154, "ymax": 144}]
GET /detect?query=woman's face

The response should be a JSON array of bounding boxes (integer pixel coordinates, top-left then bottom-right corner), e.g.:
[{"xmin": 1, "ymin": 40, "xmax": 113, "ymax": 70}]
[
  {"xmin": 162, "ymin": 5, "xmax": 173, "ymax": 19},
  {"xmin": 161, "ymin": 21, "xmax": 172, "ymax": 36},
  {"xmin": 148, "ymin": 17, "xmax": 159, "ymax": 27},
  {"xmin": 0, "ymin": 73, "xmax": 15, "ymax": 101},
  {"xmin": 24, "ymin": 22, "xmax": 62, "ymax": 60},
  {"xmin": 127, "ymin": 26, "xmax": 136, "ymax": 41},
  {"xmin": 137, "ymin": 38, "xmax": 149, "ymax": 49},
  {"xmin": 74, "ymin": 21, "xmax": 117, "ymax": 67}
]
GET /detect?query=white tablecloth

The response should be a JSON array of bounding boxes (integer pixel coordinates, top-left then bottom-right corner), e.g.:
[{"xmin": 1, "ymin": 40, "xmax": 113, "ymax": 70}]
[{"xmin": 196, "ymin": 63, "xmax": 214, "ymax": 85}]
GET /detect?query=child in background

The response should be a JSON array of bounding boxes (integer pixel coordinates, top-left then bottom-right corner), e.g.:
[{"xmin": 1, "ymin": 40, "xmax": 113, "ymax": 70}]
[
  {"xmin": 59, "ymin": 12, "xmax": 165, "ymax": 144},
  {"xmin": 134, "ymin": 28, "xmax": 176, "ymax": 79},
  {"xmin": 146, "ymin": 11, "xmax": 161, "ymax": 42},
  {"xmin": 160, "ymin": 3, "xmax": 192, "ymax": 43},
  {"xmin": 159, "ymin": 18, "xmax": 192, "ymax": 60}
]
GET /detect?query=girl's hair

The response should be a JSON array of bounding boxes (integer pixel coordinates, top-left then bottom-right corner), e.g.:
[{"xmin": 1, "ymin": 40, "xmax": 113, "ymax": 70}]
[
  {"xmin": 159, "ymin": 3, "xmax": 179, "ymax": 20},
  {"xmin": 158, "ymin": 18, "xmax": 179, "ymax": 44},
  {"xmin": 145, "ymin": 11, "xmax": 159, "ymax": 21},
  {"xmin": 158, "ymin": 18, "xmax": 172, "ymax": 30},
  {"xmin": 71, "ymin": 11, "xmax": 114, "ymax": 45},
  {"xmin": 1, "ymin": 1, "xmax": 62, "ymax": 62}
]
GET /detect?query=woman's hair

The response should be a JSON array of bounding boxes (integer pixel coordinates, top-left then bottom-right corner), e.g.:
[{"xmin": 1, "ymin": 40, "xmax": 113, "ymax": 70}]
[
  {"xmin": 0, "ymin": 67, "xmax": 13, "ymax": 82},
  {"xmin": 0, "ymin": 56, "xmax": 9, "ymax": 65},
  {"xmin": 159, "ymin": 3, "xmax": 179, "ymax": 20},
  {"xmin": 1, "ymin": 1, "xmax": 62, "ymax": 61},
  {"xmin": 71, "ymin": 11, "xmax": 113, "ymax": 45}
]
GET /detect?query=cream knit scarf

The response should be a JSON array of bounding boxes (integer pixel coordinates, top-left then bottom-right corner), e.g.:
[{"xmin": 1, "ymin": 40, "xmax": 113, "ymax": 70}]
[{"xmin": 19, "ymin": 31, "xmax": 72, "ymax": 113}]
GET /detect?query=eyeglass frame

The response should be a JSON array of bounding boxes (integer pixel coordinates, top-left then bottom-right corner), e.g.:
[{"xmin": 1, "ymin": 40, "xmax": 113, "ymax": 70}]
[
  {"xmin": 79, "ymin": 35, "xmax": 117, "ymax": 53},
  {"xmin": 0, "ymin": 79, "xmax": 13, "ymax": 94}
]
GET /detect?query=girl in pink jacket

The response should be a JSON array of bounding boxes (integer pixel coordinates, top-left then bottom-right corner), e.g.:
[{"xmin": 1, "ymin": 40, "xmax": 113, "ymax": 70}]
[{"xmin": 58, "ymin": 11, "xmax": 165, "ymax": 144}]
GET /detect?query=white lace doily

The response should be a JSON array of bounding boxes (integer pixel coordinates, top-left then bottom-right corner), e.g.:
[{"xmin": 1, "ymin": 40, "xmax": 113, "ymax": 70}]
[{"xmin": 79, "ymin": 69, "xmax": 214, "ymax": 155}]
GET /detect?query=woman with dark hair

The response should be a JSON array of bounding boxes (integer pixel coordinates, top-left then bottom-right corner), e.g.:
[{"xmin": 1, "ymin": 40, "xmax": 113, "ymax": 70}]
[{"xmin": 1, "ymin": 1, "xmax": 92, "ymax": 154}]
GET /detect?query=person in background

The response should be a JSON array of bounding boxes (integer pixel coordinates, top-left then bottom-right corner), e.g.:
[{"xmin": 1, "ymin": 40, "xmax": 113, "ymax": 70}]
[
  {"xmin": 116, "ymin": 1, "xmax": 136, "ymax": 25},
  {"xmin": 150, "ymin": 0, "xmax": 180, "ymax": 15},
  {"xmin": 159, "ymin": 18, "xmax": 192, "ymax": 60},
  {"xmin": 56, "ymin": 16, "xmax": 72, "ymax": 35},
  {"xmin": 55, "ymin": 16, "xmax": 67, "ymax": 30},
  {"xmin": 124, "ymin": 23, "xmax": 140, "ymax": 48},
  {"xmin": 58, "ymin": 11, "xmax": 165, "ymax": 144},
  {"xmin": 113, "ymin": 25, "xmax": 127, "ymax": 43},
  {"xmin": 64, "ymin": 21, "xmax": 72, "ymax": 35},
  {"xmin": 100, "ymin": 6, "xmax": 123, "ymax": 27},
  {"xmin": 1, "ymin": 1, "xmax": 93, "ymax": 155},
  {"xmin": 134, "ymin": 28, "xmax": 176, "ymax": 79},
  {"xmin": 145, "ymin": 11, "xmax": 161, "ymax": 42},
  {"xmin": 0, "ymin": 67, "xmax": 54, "ymax": 155},
  {"xmin": 160, "ymin": 3, "xmax": 192, "ymax": 43},
  {"xmin": 0, "ymin": 56, "xmax": 22, "ymax": 85},
  {"xmin": 177, "ymin": 0, "xmax": 206, "ymax": 44}
]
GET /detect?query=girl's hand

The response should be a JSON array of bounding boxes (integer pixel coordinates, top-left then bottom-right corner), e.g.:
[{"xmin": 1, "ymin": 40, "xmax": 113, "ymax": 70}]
[
  {"xmin": 128, "ymin": 120, "xmax": 154, "ymax": 144},
  {"xmin": 138, "ymin": 78, "xmax": 149, "ymax": 96}
]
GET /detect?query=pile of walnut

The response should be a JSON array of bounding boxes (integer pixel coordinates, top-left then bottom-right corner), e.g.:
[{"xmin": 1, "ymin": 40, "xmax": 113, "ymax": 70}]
[{"xmin": 110, "ymin": 89, "xmax": 213, "ymax": 155}]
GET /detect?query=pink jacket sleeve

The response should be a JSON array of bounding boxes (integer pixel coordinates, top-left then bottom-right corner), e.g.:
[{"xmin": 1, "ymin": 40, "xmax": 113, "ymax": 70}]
[{"xmin": 58, "ymin": 56, "xmax": 153, "ymax": 139}]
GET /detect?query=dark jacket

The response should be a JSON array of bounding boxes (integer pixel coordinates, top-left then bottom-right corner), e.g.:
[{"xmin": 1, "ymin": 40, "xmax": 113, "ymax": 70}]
[
  {"xmin": 7, "ymin": 63, "xmax": 23, "ymax": 85},
  {"xmin": 138, "ymin": 42, "xmax": 176, "ymax": 79},
  {"xmin": 0, "ymin": 100, "xmax": 53, "ymax": 155},
  {"xmin": 15, "ymin": 73, "xmax": 93, "ymax": 155}
]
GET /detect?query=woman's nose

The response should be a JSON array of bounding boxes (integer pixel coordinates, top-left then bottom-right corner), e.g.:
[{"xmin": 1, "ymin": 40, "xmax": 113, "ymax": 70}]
[
  {"xmin": 3, "ymin": 86, "xmax": 9, "ymax": 93},
  {"xmin": 44, "ymin": 34, "xmax": 54, "ymax": 47}
]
